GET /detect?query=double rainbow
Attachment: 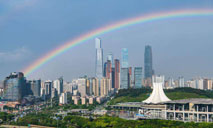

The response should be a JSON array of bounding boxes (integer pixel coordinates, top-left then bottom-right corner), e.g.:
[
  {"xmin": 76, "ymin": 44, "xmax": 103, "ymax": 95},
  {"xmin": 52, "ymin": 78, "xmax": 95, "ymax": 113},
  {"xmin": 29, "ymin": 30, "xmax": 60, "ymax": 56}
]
[{"xmin": 22, "ymin": 9, "xmax": 213, "ymax": 77}]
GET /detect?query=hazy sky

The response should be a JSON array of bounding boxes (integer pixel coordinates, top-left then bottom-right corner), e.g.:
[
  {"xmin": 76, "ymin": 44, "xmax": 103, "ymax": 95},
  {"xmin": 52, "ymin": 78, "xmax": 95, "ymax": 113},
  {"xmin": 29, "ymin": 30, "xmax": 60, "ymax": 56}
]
[{"xmin": 0, "ymin": 0, "xmax": 213, "ymax": 81}]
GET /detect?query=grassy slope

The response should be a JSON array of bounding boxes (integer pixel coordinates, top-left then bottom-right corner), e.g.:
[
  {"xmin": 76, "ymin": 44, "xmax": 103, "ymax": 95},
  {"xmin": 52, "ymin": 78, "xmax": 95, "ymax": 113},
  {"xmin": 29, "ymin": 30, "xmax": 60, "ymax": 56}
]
[{"xmin": 109, "ymin": 87, "xmax": 213, "ymax": 105}]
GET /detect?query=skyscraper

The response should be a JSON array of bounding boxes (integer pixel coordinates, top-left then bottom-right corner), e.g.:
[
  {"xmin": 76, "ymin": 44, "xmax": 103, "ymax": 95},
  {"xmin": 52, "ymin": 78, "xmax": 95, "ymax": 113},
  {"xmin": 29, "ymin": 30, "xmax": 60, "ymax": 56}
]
[
  {"xmin": 178, "ymin": 76, "xmax": 184, "ymax": 87},
  {"xmin": 114, "ymin": 59, "xmax": 120, "ymax": 89},
  {"xmin": 44, "ymin": 80, "xmax": 52, "ymax": 99},
  {"xmin": 106, "ymin": 60, "xmax": 112, "ymax": 80},
  {"xmin": 120, "ymin": 68, "xmax": 128, "ymax": 89},
  {"xmin": 95, "ymin": 38, "xmax": 103, "ymax": 78},
  {"xmin": 107, "ymin": 53, "xmax": 114, "ymax": 68},
  {"xmin": 144, "ymin": 45, "xmax": 153, "ymax": 79},
  {"xmin": 134, "ymin": 67, "xmax": 143, "ymax": 88},
  {"xmin": 28, "ymin": 80, "xmax": 41, "ymax": 97},
  {"xmin": 120, "ymin": 48, "xmax": 129, "ymax": 89},
  {"xmin": 121, "ymin": 48, "xmax": 128, "ymax": 68},
  {"xmin": 53, "ymin": 77, "xmax": 63, "ymax": 95}
]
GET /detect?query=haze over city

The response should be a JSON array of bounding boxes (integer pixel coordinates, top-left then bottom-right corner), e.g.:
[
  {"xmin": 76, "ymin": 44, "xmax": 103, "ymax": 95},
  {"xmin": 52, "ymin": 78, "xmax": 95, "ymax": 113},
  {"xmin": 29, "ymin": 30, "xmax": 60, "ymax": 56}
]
[
  {"xmin": 2, "ymin": 1, "xmax": 213, "ymax": 127},
  {"xmin": 0, "ymin": 0, "xmax": 213, "ymax": 81}
]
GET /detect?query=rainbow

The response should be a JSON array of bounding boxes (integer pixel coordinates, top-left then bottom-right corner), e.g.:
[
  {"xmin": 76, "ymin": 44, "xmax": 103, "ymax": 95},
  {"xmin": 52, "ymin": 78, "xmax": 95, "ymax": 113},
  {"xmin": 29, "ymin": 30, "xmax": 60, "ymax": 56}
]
[{"xmin": 22, "ymin": 9, "xmax": 213, "ymax": 77}]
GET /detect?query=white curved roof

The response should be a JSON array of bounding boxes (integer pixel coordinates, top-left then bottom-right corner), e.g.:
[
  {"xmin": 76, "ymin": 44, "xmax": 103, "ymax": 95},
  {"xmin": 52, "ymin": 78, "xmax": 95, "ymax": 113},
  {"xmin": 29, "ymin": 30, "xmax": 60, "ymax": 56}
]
[{"xmin": 143, "ymin": 75, "xmax": 171, "ymax": 104}]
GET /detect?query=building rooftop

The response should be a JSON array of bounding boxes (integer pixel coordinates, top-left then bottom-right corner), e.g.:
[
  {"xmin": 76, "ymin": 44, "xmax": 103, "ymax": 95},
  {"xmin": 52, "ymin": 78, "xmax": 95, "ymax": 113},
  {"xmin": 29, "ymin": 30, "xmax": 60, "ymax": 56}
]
[{"xmin": 166, "ymin": 98, "xmax": 213, "ymax": 105}]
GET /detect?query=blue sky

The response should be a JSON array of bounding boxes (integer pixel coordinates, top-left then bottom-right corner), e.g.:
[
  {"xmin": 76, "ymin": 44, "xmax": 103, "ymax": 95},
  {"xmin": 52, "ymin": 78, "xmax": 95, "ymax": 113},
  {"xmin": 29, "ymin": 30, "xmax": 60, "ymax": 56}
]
[{"xmin": 0, "ymin": 0, "xmax": 213, "ymax": 81}]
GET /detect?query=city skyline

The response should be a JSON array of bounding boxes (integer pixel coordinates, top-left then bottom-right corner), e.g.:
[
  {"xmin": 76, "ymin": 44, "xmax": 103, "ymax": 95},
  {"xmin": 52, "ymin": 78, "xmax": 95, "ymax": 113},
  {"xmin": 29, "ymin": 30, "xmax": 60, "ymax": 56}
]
[
  {"xmin": 1, "ymin": 1, "xmax": 213, "ymax": 127},
  {"xmin": 0, "ymin": 1, "xmax": 213, "ymax": 81}
]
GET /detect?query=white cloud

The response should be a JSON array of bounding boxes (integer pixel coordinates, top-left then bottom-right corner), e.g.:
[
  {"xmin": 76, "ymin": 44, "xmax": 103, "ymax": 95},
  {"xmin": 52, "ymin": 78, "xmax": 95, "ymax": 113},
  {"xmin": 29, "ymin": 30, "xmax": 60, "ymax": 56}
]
[{"xmin": 0, "ymin": 47, "xmax": 31, "ymax": 63}]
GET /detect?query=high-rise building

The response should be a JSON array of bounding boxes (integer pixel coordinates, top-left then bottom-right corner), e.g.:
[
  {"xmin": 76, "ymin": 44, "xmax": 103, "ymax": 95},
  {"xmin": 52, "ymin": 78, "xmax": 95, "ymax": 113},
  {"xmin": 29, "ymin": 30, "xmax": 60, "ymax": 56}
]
[
  {"xmin": 100, "ymin": 78, "xmax": 110, "ymax": 96},
  {"xmin": 59, "ymin": 92, "xmax": 67, "ymax": 104},
  {"xmin": 77, "ymin": 78, "xmax": 87, "ymax": 97},
  {"xmin": 203, "ymin": 79, "xmax": 212, "ymax": 90},
  {"xmin": 196, "ymin": 78, "xmax": 204, "ymax": 90},
  {"xmin": 92, "ymin": 78, "xmax": 100, "ymax": 96},
  {"xmin": 107, "ymin": 53, "xmax": 114, "ymax": 68},
  {"xmin": 120, "ymin": 68, "xmax": 129, "ymax": 89},
  {"xmin": 114, "ymin": 59, "xmax": 120, "ymax": 89},
  {"xmin": 28, "ymin": 80, "xmax": 41, "ymax": 97},
  {"xmin": 144, "ymin": 45, "xmax": 153, "ymax": 79},
  {"xmin": 178, "ymin": 76, "xmax": 184, "ymax": 87},
  {"xmin": 53, "ymin": 77, "xmax": 63, "ymax": 95},
  {"xmin": 44, "ymin": 80, "xmax": 52, "ymax": 99},
  {"xmin": 3, "ymin": 72, "xmax": 27, "ymax": 102},
  {"xmin": 103, "ymin": 62, "xmax": 107, "ymax": 77},
  {"xmin": 168, "ymin": 77, "xmax": 174, "ymax": 88},
  {"xmin": 134, "ymin": 67, "xmax": 143, "ymax": 88},
  {"xmin": 121, "ymin": 48, "xmax": 128, "ymax": 68},
  {"xmin": 106, "ymin": 60, "xmax": 112, "ymax": 80},
  {"xmin": 95, "ymin": 38, "xmax": 103, "ymax": 78},
  {"xmin": 129, "ymin": 67, "xmax": 133, "ymax": 88}
]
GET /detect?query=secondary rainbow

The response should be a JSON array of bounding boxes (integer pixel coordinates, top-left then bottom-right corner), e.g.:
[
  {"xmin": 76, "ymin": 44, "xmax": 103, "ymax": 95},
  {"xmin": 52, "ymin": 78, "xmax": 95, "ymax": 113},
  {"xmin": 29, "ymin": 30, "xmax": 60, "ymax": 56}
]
[{"xmin": 22, "ymin": 9, "xmax": 213, "ymax": 77}]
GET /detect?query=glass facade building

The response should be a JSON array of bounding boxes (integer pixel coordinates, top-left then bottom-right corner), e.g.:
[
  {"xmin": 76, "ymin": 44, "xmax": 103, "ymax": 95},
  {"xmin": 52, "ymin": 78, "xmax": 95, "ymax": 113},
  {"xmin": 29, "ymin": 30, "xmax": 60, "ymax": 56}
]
[
  {"xmin": 28, "ymin": 80, "xmax": 41, "ymax": 97},
  {"xmin": 120, "ymin": 68, "xmax": 129, "ymax": 89},
  {"xmin": 144, "ymin": 45, "xmax": 153, "ymax": 79},
  {"xmin": 95, "ymin": 38, "xmax": 103, "ymax": 78},
  {"xmin": 3, "ymin": 72, "xmax": 27, "ymax": 102},
  {"xmin": 121, "ymin": 48, "xmax": 128, "ymax": 68},
  {"xmin": 107, "ymin": 53, "xmax": 114, "ymax": 68},
  {"xmin": 134, "ymin": 67, "xmax": 143, "ymax": 88}
]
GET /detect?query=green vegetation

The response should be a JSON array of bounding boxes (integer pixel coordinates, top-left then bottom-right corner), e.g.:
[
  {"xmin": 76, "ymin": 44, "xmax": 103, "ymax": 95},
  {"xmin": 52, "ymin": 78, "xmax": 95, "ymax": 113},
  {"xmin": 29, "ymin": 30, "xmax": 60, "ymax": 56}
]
[
  {"xmin": 11, "ymin": 113, "xmax": 213, "ymax": 128},
  {"xmin": 0, "ymin": 112, "xmax": 14, "ymax": 122},
  {"xmin": 108, "ymin": 87, "xmax": 213, "ymax": 105}
]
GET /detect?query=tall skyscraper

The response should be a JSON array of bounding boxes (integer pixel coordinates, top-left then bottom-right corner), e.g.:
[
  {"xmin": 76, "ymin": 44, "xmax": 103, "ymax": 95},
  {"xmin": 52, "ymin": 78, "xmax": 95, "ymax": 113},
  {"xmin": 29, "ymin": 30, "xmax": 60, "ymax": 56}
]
[
  {"xmin": 95, "ymin": 38, "xmax": 103, "ymax": 78},
  {"xmin": 107, "ymin": 53, "xmax": 114, "ymax": 68},
  {"xmin": 144, "ymin": 45, "xmax": 153, "ymax": 79},
  {"xmin": 134, "ymin": 67, "xmax": 143, "ymax": 88},
  {"xmin": 128, "ymin": 67, "xmax": 133, "ymax": 88},
  {"xmin": 114, "ymin": 59, "xmax": 120, "ymax": 89},
  {"xmin": 120, "ymin": 48, "xmax": 129, "ymax": 89},
  {"xmin": 105, "ymin": 60, "xmax": 114, "ymax": 88},
  {"xmin": 121, "ymin": 48, "xmax": 128, "ymax": 68},
  {"xmin": 106, "ymin": 60, "xmax": 112, "ymax": 80}
]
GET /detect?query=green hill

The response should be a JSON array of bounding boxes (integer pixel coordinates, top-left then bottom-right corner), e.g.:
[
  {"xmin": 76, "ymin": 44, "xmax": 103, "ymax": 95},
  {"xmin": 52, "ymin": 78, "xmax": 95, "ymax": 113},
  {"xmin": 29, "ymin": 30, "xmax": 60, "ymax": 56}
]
[{"xmin": 108, "ymin": 87, "xmax": 213, "ymax": 105}]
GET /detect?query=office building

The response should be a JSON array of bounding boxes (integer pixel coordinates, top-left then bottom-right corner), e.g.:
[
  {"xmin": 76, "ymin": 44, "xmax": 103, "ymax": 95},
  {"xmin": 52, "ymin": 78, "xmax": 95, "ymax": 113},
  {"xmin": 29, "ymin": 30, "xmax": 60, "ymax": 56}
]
[
  {"xmin": 95, "ymin": 38, "xmax": 103, "ymax": 78},
  {"xmin": 144, "ymin": 45, "xmax": 153, "ymax": 79},
  {"xmin": 28, "ymin": 80, "xmax": 41, "ymax": 97},
  {"xmin": 121, "ymin": 48, "xmax": 128, "ymax": 68},
  {"xmin": 129, "ymin": 67, "xmax": 133, "ymax": 87},
  {"xmin": 3, "ymin": 72, "xmax": 27, "ymax": 102},
  {"xmin": 53, "ymin": 77, "xmax": 63, "ymax": 95},
  {"xmin": 107, "ymin": 53, "xmax": 114, "ymax": 67},
  {"xmin": 134, "ymin": 67, "xmax": 143, "ymax": 88},
  {"xmin": 120, "ymin": 68, "xmax": 129, "ymax": 89},
  {"xmin": 114, "ymin": 59, "xmax": 120, "ymax": 89},
  {"xmin": 59, "ymin": 92, "xmax": 67, "ymax": 104},
  {"xmin": 44, "ymin": 80, "xmax": 52, "ymax": 98}
]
